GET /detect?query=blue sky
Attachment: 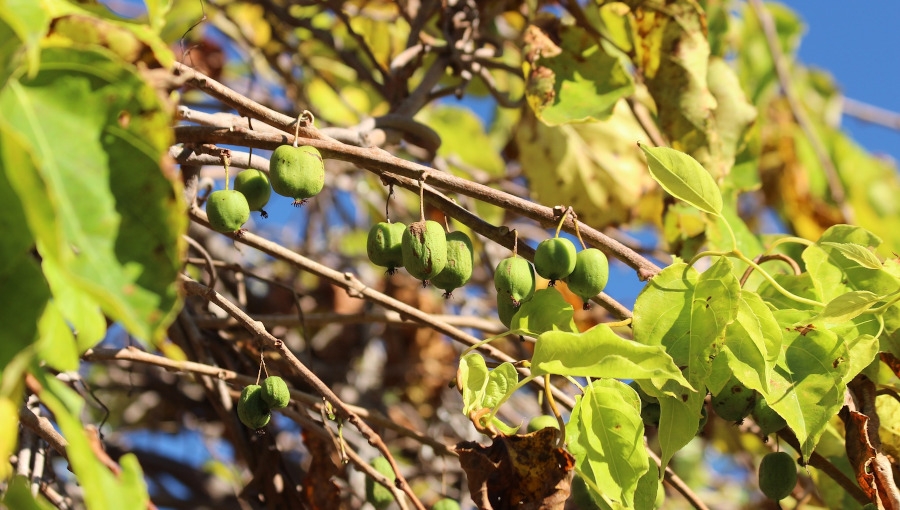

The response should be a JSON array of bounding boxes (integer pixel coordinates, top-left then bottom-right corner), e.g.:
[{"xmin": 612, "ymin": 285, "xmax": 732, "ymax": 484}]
[{"xmin": 781, "ymin": 0, "xmax": 900, "ymax": 164}]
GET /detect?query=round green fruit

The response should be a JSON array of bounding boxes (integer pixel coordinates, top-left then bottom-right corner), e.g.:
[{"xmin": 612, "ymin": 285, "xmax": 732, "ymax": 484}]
[
  {"xmin": 262, "ymin": 376, "xmax": 290, "ymax": 409},
  {"xmin": 563, "ymin": 248, "xmax": 609, "ymax": 309},
  {"xmin": 497, "ymin": 295, "xmax": 522, "ymax": 328},
  {"xmin": 269, "ymin": 145, "xmax": 325, "ymax": 205},
  {"xmin": 431, "ymin": 231, "xmax": 474, "ymax": 297},
  {"xmin": 401, "ymin": 220, "xmax": 447, "ymax": 282},
  {"xmin": 751, "ymin": 397, "xmax": 787, "ymax": 437},
  {"xmin": 527, "ymin": 415, "xmax": 560, "ymax": 433},
  {"xmin": 234, "ymin": 169, "xmax": 272, "ymax": 217},
  {"xmin": 758, "ymin": 451, "xmax": 797, "ymax": 501},
  {"xmin": 367, "ymin": 221, "xmax": 406, "ymax": 273},
  {"xmin": 534, "ymin": 237, "xmax": 577, "ymax": 283},
  {"xmin": 494, "ymin": 257, "xmax": 535, "ymax": 306},
  {"xmin": 206, "ymin": 189, "xmax": 250, "ymax": 234},
  {"xmin": 237, "ymin": 384, "xmax": 271, "ymax": 430},
  {"xmin": 432, "ymin": 499, "xmax": 461, "ymax": 510},
  {"xmin": 365, "ymin": 456, "xmax": 396, "ymax": 510},
  {"xmin": 711, "ymin": 375, "xmax": 757, "ymax": 422}
]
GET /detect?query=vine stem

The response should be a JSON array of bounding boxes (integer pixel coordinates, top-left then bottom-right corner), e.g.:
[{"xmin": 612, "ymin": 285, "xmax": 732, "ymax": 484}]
[
  {"xmin": 178, "ymin": 274, "xmax": 426, "ymax": 510},
  {"xmin": 544, "ymin": 374, "xmax": 566, "ymax": 448},
  {"xmin": 554, "ymin": 207, "xmax": 571, "ymax": 238}
]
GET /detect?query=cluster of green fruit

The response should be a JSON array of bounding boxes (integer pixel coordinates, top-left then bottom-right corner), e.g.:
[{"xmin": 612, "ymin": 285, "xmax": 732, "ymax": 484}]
[
  {"xmin": 365, "ymin": 456, "xmax": 459, "ymax": 510},
  {"xmin": 205, "ymin": 145, "xmax": 325, "ymax": 233},
  {"xmin": 366, "ymin": 219, "xmax": 474, "ymax": 297},
  {"xmin": 710, "ymin": 375, "xmax": 786, "ymax": 437},
  {"xmin": 236, "ymin": 376, "xmax": 291, "ymax": 429},
  {"xmin": 496, "ymin": 236, "xmax": 609, "ymax": 327}
]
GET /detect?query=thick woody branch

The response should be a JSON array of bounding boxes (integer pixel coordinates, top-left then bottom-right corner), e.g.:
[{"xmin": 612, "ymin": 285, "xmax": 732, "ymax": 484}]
[{"xmin": 175, "ymin": 125, "xmax": 662, "ymax": 281}]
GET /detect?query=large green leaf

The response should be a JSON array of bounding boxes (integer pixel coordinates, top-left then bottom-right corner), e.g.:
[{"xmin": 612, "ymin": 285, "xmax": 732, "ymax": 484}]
[
  {"xmin": 767, "ymin": 310, "xmax": 849, "ymax": 461},
  {"xmin": 0, "ymin": 46, "xmax": 185, "ymax": 345},
  {"xmin": 515, "ymin": 101, "xmax": 652, "ymax": 228},
  {"xmin": 510, "ymin": 288, "xmax": 577, "ymax": 336},
  {"xmin": 719, "ymin": 290, "xmax": 781, "ymax": 396},
  {"xmin": 523, "ymin": 22, "xmax": 634, "ymax": 125},
  {"xmin": 633, "ymin": 258, "xmax": 739, "ymax": 468},
  {"xmin": 531, "ymin": 325, "xmax": 691, "ymax": 394},
  {"xmin": 704, "ymin": 57, "xmax": 757, "ymax": 179},
  {"xmin": 0, "ymin": 127, "xmax": 50, "ymax": 368},
  {"xmin": 0, "ymin": 0, "xmax": 50, "ymax": 76},
  {"xmin": 567, "ymin": 379, "xmax": 648, "ymax": 509},
  {"xmin": 638, "ymin": 143, "xmax": 722, "ymax": 215}
]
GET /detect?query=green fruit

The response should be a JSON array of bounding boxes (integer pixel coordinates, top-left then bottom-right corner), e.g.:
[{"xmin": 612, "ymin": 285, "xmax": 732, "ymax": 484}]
[
  {"xmin": 563, "ymin": 248, "xmax": 609, "ymax": 308},
  {"xmin": 527, "ymin": 415, "xmax": 560, "ymax": 433},
  {"xmin": 367, "ymin": 222, "xmax": 406, "ymax": 273},
  {"xmin": 269, "ymin": 145, "xmax": 325, "ymax": 205},
  {"xmin": 534, "ymin": 237, "xmax": 577, "ymax": 283},
  {"xmin": 758, "ymin": 451, "xmax": 797, "ymax": 501},
  {"xmin": 494, "ymin": 257, "xmax": 535, "ymax": 306},
  {"xmin": 206, "ymin": 189, "xmax": 250, "ymax": 233},
  {"xmin": 571, "ymin": 474, "xmax": 601, "ymax": 509},
  {"xmin": 234, "ymin": 169, "xmax": 272, "ymax": 217},
  {"xmin": 261, "ymin": 376, "xmax": 290, "ymax": 409},
  {"xmin": 861, "ymin": 504, "xmax": 878, "ymax": 510},
  {"xmin": 711, "ymin": 375, "xmax": 757, "ymax": 422},
  {"xmin": 431, "ymin": 231, "xmax": 474, "ymax": 296},
  {"xmin": 237, "ymin": 385, "xmax": 271, "ymax": 430},
  {"xmin": 751, "ymin": 397, "xmax": 786, "ymax": 437},
  {"xmin": 401, "ymin": 220, "xmax": 447, "ymax": 282},
  {"xmin": 432, "ymin": 499, "xmax": 461, "ymax": 510},
  {"xmin": 497, "ymin": 295, "xmax": 522, "ymax": 328},
  {"xmin": 641, "ymin": 403, "xmax": 661, "ymax": 428},
  {"xmin": 365, "ymin": 456, "xmax": 396, "ymax": 510}
]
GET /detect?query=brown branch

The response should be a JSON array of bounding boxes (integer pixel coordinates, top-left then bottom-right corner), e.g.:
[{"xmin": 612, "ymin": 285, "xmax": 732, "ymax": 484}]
[
  {"xmin": 19, "ymin": 406, "xmax": 68, "ymax": 462},
  {"xmin": 177, "ymin": 276, "xmax": 427, "ymax": 510},
  {"xmin": 646, "ymin": 448, "xmax": 710, "ymax": 510},
  {"xmin": 747, "ymin": 0, "xmax": 853, "ymax": 224},
  {"xmin": 843, "ymin": 97, "xmax": 900, "ymax": 131},
  {"xmin": 738, "ymin": 253, "xmax": 802, "ymax": 287},
  {"xmin": 175, "ymin": 125, "xmax": 662, "ymax": 281}
]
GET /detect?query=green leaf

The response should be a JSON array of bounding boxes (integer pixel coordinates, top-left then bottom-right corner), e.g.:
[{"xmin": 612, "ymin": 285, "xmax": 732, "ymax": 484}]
[
  {"xmin": 145, "ymin": 0, "xmax": 172, "ymax": 33},
  {"xmin": 0, "ymin": 47, "xmax": 185, "ymax": 345},
  {"xmin": 510, "ymin": 288, "xmax": 577, "ymax": 336},
  {"xmin": 568, "ymin": 379, "xmax": 648, "ymax": 509},
  {"xmin": 523, "ymin": 23, "xmax": 634, "ymax": 125},
  {"xmin": 531, "ymin": 325, "xmax": 692, "ymax": 394},
  {"xmin": 841, "ymin": 334, "xmax": 879, "ymax": 387},
  {"xmin": 767, "ymin": 310, "xmax": 849, "ymax": 461},
  {"xmin": 1, "ymin": 475, "xmax": 56, "ymax": 510},
  {"xmin": 35, "ymin": 300, "xmax": 79, "ymax": 372},
  {"xmin": 633, "ymin": 258, "xmax": 739, "ymax": 468},
  {"xmin": 815, "ymin": 290, "xmax": 881, "ymax": 324},
  {"xmin": 0, "ymin": 127, "xmax": 50, "ymax": 368},
  {"xmin": 705, "ymin": 57, "xmax": 757, "ymax": 179},
  {"xmin": 638, "ymin": 143, "xmax": 723, "ymax": 215},
  {"xmin": 457, "ymin": 353, "xmax": 519, "ymax": 433},
  {"xmin": 0, "ymin": 0, "xmax": 50, "ymax": 77},
  {"xmin": 820, "ymin": 242, "xmax": 883, "ymax": 270},
  {"xmin": 757, "ymin": 272, "xmax": 821, "ymax": 311},
  {"xmin": 418, "ymin": 104, "xmax": 505, "ymax": 177},
  {"xmin": 720, "ymin": 291, "xmax": 781, "ymax": 395}
]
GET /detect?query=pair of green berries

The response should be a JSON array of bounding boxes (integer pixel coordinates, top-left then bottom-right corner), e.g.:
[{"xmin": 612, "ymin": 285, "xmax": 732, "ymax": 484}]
[
  {"xmin": 366, "ymin": 220, "xmax": 474, "ymax": 297},
  {"xmin": 205, "ymin": 145, "xmax": 325, "ymax": 233},
  {"xmin": 236, "ymin": 376, "xmax": 290, "ymax": 430},
  {"xmin": 710, "ymin": 375, "xmax": 786, "ymax": 436}
]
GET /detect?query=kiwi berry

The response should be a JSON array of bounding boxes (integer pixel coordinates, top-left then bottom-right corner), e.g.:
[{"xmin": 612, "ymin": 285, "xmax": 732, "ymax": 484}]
[
  {"xmin": 270, "ymin": 145, "xmax": 325, "ymax": 206},
  {"xmin": 262, "ymin": 376, "xmax": 290, "ymax": 409},
  {"xmin": 563, "ymin": 248, "xmax": 609, "ymax": 309},
  {"xmin": 711, "ymin": 375, "xmax": 757, "ymax": 422},
  {"xmin": 365, "ymin": 456, "xmax": 396, "ymax": 510},
  {"xmin": 401, "ymin": 220, "xmax": 447, "ymax": 283},
  {"xmin": 534, "ymin": 237, "xmax": 577, "ymax": 284},
  {"xmin": 758, "ymin": 451, "xmax": 797, "ymax": 501},
  {"xmin": 367, "ymin": 221, "xmax": 406, "ymax": 274},
  {"xmin": 237, "ymin": 385, "xmax": 271, "ymax": 430},
  {"xmin": 495, "ymin": 257, "xmax": 535, "ymax": 306},
  {"xmin": 206, "ymin": 189, "xmax": 250, "ymax": 234},
  {"xmin": 234, "ymin": 169, "xmax": 272, "ymax": 217},
  {"xmin": 431, "ymin": 231, "xmax": 474, "ymax": 297}
]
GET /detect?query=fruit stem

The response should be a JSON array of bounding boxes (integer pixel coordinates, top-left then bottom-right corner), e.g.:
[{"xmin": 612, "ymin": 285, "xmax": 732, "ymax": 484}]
[
  {"xmin": 224, "ymin": 153, "xmax": 231, "ymax": 191},
  {"xmin": 512, "ymin": 229, "xmax": 518, "ymax": 257},
  {"xmin": 571, "ymin": 210, "xmax": 587, "ymax": 249},
  {"xmin": 443, "ymin": 215, "xmax": 451, "ymax": 233},
  {"xmin": 544, "ymin": 374, "xmax": 566, "ymax": 448},
  {"xmin": 418, "ymin": 176, "xmax": 426, "ymax": 222},
  {"xmin": 554, "ymin": 206, "xmax": 571, "ymax": 238},
  {"xmin": 293, "ymin": 114, "xmax": 301, "ymax": 148},
  {"xmin": 385, "ymin": 184, "xmax": 393, "ymax": 223}
]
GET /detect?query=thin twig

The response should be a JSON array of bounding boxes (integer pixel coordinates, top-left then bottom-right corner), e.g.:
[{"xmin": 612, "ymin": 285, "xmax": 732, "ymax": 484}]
[
  {"xmin": 177, "ymin": 276, "xmax": 427, "ymax": 510},
  {"xmin": 738, "ymin": 253, "xmax": 802, "ymax": 287},
  {"xmin": 843, "ymin": 97, "xmax": 900, "ymax": 131},
  {"xmin": 747, "ymin": 0, "xmax": 853, "ymax": 223},
  {"xmin": 18, "ymin": 406, "xmax": 68, "ymax": 462}
]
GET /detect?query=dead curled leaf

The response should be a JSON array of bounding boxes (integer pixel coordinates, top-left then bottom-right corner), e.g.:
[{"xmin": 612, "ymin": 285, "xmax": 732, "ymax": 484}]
[{"xmin": 455, "ymin": 427, "xmax": 574, "ymax": 510}]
